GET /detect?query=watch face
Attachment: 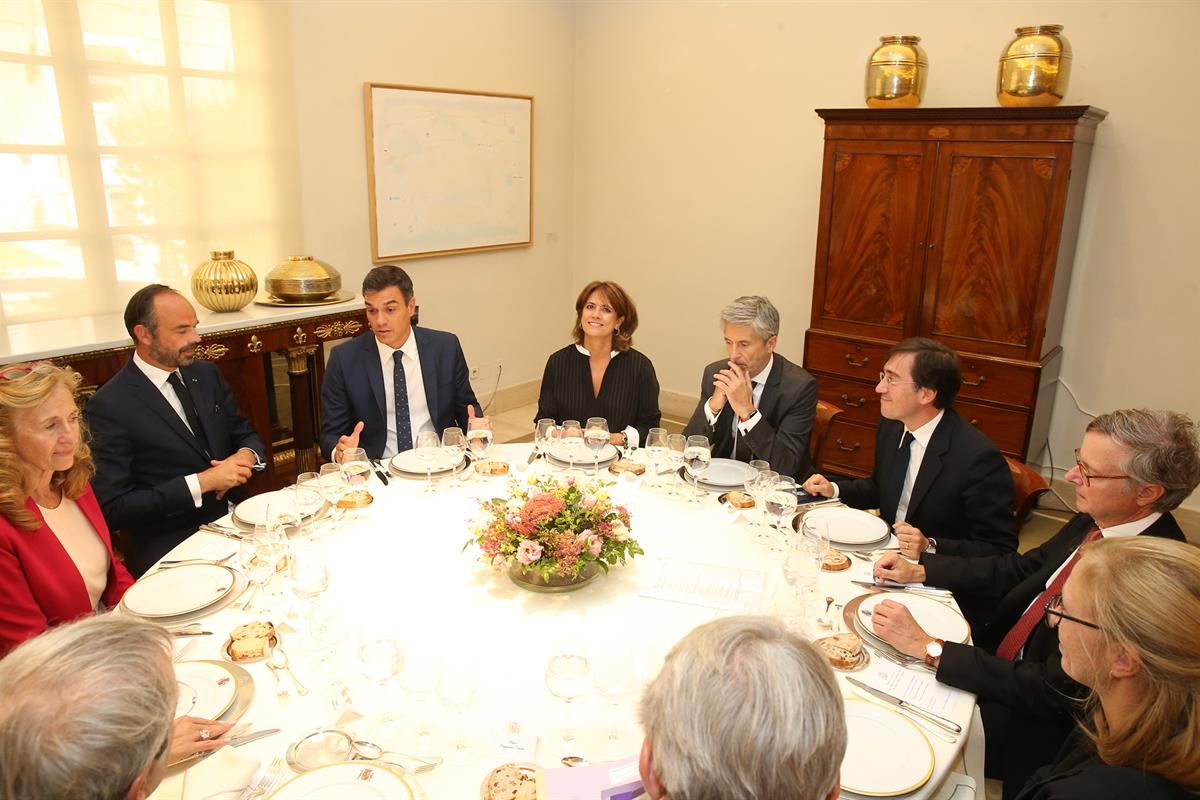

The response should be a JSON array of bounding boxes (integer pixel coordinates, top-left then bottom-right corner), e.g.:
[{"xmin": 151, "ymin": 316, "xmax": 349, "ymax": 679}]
[{"xmin": 926, "ymin": 641, "xmax": 943, "ymax": 659}]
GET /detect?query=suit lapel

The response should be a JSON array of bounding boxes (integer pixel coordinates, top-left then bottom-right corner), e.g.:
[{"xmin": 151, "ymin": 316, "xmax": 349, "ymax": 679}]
[
  {"xmin": 415, "ymin": 327, "xmax": 440, "ymax": 430},
  {"xmin": 905, "ymin": 412, "xmax": 952, "ymax": 517},
  {"xmin": 121, "ymin": 362, "xmax": 209, "ymax": 460},
  {"xmin": 359, "ymin": 333, "xmax": 386, "ymax": 422}
]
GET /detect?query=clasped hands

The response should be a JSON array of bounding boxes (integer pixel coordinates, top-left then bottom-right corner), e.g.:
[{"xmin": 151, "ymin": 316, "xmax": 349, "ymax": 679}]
[
  {"xmin": 707, "ymin": 361, "xmax": 756, "ymax": 420},
  {"xmin": 199, "ymin": 448, "xmax": 259, "ymax": 500}
]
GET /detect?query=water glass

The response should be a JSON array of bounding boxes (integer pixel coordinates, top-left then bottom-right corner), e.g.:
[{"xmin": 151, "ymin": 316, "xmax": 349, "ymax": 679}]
[
  {"xmin": 340, "ymin": 447, "xmax": 373, "ymax": 509},
  {"xmin": 585, "ymin": 417, "xmax": 609, "ymax": 476},
  {"xmin": 414, "ymin": 431, "xmax": 442, "ymax": 493},
  {"xmin": 238, "ymin": 528, "xmax": 286, "ymax": 613},
  {"xmin": 288, "ymin": 545, "xmax": 330, "ymax": 632},
  {"xmin": 466, "ymin": 417, "xmax": 493, "ymax": 462},
  {"xmin": 534, "ymin": 418, "xmax": 557, "ymax": 463},
  {"xmin": 644, "ymin": 427, "xmax": 668, "ymax": 489},
  {"xmin": 398, "ymin": 652, "xmax": 442, "ymax": 742},
  {"xmin": 441, "ymin": 427, "xmax": 466, "ymax": 476},
  {"xmin": 560, "ymin": 420, "xmax": 583, "ymax": 471},
  {"xmin": 545, "ymin": 653, "xmax": 592, "ymax": 743},
  {"xmin": 781, "ymin": 535, "xmax": 822, "ymax": 632},
  {"xmin": 665, "ymin": 433, "xmax": 687, "ymax": 497},
  {"xmin": 765, "ymin": 476, "xmax": 799, "ymax": 552},
  {"xmin": 357, "ymin": 637, "xmax": 404, "ymax": 722},
  {"xmin": 438, "ymin": 666, "xmax": 479, "ymax": 763}
]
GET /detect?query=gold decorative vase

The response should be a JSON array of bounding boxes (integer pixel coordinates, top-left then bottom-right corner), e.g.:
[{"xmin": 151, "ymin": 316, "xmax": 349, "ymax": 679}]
[
  {"xmin": 997, "ymin": 25, "xmax": 1071, "ymax": 107},
  {"xmin": 265, "ymin": 255, "xmax": 342, "ymax": 303},
  {"xmin": 191, "ymin": 250, "xmax": 257, "ymax": 312},
  {"xmin": 865, "ymin": 35, "xmax": 927, "ymax": 109}
]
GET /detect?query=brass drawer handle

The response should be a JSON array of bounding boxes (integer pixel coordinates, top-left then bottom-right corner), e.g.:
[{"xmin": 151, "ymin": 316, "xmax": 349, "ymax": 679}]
[
  {"xmin": 835, "ymin": 438, "xmax": 861, "ymax": 452},
  {"xmin": 844, "ymin": 354, "xmax": 870, "ymax": 368},
  {"xmin": 969, "ymin": 419, "xmax": 980, "ymax": 427},
  {"xmin": 962, "ymin": 374, "xmax": 987, "ymax": 387},
  {"xmin": 840, "ymin": 393, "xmax": 866, "ymax": 408}
]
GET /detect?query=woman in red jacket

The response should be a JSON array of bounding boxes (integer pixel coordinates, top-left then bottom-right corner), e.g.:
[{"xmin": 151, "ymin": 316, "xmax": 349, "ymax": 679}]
[{"xmin": 0, "ymin": 361, "xmax": 134, "ymax": 656}]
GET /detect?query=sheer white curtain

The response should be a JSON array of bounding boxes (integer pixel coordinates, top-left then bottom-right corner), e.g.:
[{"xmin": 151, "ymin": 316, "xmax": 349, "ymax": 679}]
[{"xmin": 0, "ymin": 0, "xmax": 302, "ymax": 327}]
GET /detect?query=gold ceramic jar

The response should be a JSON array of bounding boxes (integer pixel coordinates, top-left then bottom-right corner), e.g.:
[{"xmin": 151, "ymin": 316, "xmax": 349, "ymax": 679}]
[
  {"xmin": 865, "ymin": 35, "xmax": 927, "ymax": 109},
  {"xmin": 997, "ymin": 25, "xmax": 1071, "ymax": 107},
  {"xmin": 265, "ymin": 255, "xmax": 341, "ymax": 303},
  {"xmin": 191, "ymin": 250, "xmax": 257, "ymax": 312}
]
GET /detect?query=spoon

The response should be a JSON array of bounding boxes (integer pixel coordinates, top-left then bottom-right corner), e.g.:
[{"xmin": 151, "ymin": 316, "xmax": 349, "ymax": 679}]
[
  {"xmin": 818, "ymin": 596, "xmax": 835, "ymax": 628},
  {"xmin": 270, "ymin": 648, "xmax": 309, "ymax": 696},
  {"xmin": 833, "ymin": 603, "xmax": 844, "ymax": 632}
]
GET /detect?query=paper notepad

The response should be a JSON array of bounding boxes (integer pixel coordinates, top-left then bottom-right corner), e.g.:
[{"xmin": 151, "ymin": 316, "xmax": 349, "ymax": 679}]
[
  {"xmin": 856, "ymin": 657, "xmax": 972, "ymax": 718},
  {"xmin": 639, "ymin": 559, "xmax": 767, "ymax": 613}
]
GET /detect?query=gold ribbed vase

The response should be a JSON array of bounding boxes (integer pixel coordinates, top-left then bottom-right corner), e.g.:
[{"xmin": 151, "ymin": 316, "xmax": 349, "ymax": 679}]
[
  {"xmin": 191, "ymin": 250, "xmax": 258, "ymax": 312},
  {"xmin": 865, "ymin": 35, "xmax": 927, "ymax": 109},
  {"xmin": 997, "ymin": 25, "xmax": 1071, "ymax": 107}
]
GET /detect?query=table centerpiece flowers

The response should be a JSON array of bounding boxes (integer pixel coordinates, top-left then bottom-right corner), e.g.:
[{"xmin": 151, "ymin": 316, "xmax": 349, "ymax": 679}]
[{"xmin": 465, "ymin": 476, "xmax": 643, "ymax": 592}]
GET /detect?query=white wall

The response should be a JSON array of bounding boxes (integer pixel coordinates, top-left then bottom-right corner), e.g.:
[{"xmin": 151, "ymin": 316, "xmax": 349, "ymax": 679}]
[
  {"xmin": 287, "ymin": 0, "xmax": 577, "ymax": 400},
  {"xmin": 571, "ymin": 1, "xmax": 1200, "ymax": 510}
]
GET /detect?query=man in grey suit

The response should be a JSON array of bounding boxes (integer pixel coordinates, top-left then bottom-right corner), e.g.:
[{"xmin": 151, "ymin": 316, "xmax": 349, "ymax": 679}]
[{"xmin": 683, "ymin": 296, "xmax": 818, "ymax": 480}]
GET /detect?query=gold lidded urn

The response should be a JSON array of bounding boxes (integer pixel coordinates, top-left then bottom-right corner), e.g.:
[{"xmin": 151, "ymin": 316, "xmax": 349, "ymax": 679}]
[
  {"xmin": 265, "ymin": 255, "xmax": 342, "ymax": 303},
  {"xmin": 997, "ymin": 25, "xmax": 1071, "ymax": 107},
  {"xmin": 865, "ymin": 35, "xmax": 927, "ymax": 109},
  {"xmin": 191, "ymin": 250, "xmax": 257, "ymax": 312}
]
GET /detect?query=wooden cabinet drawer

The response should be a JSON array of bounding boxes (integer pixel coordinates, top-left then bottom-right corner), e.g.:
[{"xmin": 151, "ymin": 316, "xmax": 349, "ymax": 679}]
[
  {"xmin": 814, "ymin": 372, "xmax": 880, "ymax": 426},
  {"xmin": 957, "ymin": 353, "xmax": 1038, "ymax": 409},
  {"xmin": 958, "ymin": 400, "xmax": 1030, "ymax": 456},
  {"xmin": 804, "ymin": 331, "xmax": 892, "ymax": 382},
  {"xmin": 818, "ymin": 418, "xmax": 877, "ymax": 477}
]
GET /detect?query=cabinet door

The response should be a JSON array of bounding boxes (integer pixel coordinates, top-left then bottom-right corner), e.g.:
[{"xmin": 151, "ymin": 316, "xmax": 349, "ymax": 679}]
[
  {"xmin": 920, "ymin": 141, "xmax": 1073, "ymax": 360},
  {"xmin": 811, "ymin": 140, "xmax": 934, "ymax": 339}
]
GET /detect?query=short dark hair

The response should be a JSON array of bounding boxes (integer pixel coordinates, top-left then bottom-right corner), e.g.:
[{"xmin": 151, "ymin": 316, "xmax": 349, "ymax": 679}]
[
  {"xmin": 571, "ymin": 281, "xmax": 639, "ymax": 352},
  {"xmin": 887, "ymin": 337, "xmax": 961, "ymax": 409},
  {"xmin": 123, "ymin": 284, "xmax": 179, "ymax": 340},
  {"xmin": 362, "ymin": 265, "xmax": 414, "ymax": 302}
]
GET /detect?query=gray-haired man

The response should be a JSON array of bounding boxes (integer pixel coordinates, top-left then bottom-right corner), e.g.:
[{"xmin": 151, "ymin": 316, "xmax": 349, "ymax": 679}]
[{"xmin": 683, "ymin": 295, "xmax": 819, "ymax": 480}]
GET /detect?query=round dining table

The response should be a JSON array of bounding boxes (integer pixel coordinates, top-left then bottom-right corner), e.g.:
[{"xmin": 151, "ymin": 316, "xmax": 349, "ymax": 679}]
[{"xmin": 144, "ymin": 442, "xmax": 985, "ymax": 799}]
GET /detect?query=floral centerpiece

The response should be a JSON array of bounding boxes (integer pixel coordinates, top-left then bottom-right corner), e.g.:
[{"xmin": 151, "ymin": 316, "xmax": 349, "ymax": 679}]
[{"xmin": 465, "ymin": 475, "xmax": 643, "ymax": 591}]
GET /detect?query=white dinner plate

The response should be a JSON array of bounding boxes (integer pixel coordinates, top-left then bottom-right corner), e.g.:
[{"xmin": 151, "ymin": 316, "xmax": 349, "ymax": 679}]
[
  {"xmin": 546, "ymin": 442, "xmax": 619, "ymax": 468},
  {"xmin": 841, "ymin": 699, "xmax": 934, "ymax": 796},
  {"xmin": 173, "ymin": 660, "xmax": 238, "ymax": 721},
  {"xmin": 121, "ymin": 564, "xmax": 237, "ymax": 618},
  {"xmin": 232, "ymin": 489, "xmax": 325, "ymax": 529},
  {"xmin": 802, "ymin": 506, "xmax": 890, "ymax": 545},
  {"xmin": 268, "ymin": 761, "xmax": 415, "ymax": 799},
  {"xmin": 390, "ymin": 448, "xmax": 466, "ymax": 475},
  {"xmin": 693, "ymin": 457, "xmax": 758, "ymax": 489},
  {"xmin": 859, "ymin": 592, "xmax": 971, "ymax": 644}
]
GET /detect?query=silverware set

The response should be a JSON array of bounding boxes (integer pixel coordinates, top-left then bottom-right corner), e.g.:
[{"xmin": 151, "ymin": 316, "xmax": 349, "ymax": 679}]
[{"xmin": 238, "ymin": 756, "xmax": 288, "ymax": 799}]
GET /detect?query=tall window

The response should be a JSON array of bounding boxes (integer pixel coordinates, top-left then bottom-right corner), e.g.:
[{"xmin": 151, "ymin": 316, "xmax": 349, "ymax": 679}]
[{"xmin": 0, "ymin": 0, "xmax": 300, "ymax": 326}]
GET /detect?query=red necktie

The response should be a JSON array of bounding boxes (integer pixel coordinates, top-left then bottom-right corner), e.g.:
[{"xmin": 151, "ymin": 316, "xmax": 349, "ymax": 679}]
[{"xmin": 995, "ymin": 527, "xmax": 1102, "ymax": 661}]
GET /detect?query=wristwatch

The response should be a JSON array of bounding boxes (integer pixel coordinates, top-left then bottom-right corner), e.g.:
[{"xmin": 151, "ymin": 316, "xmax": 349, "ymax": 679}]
[
  {"xmin": 739, "ymin": 408, "xmax": 758, "ymax": 423},
  {"xmin": 926, "ymin": 537, "xmax": 938, "ymax": 553},
  {"xmin": 924, "ymin": 638, "xmax": 945, "ymax": 668}
]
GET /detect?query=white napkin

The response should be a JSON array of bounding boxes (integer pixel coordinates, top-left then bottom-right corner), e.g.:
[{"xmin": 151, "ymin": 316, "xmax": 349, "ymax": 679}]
[{"xmin": 151, "ymin": 746, "xmax": 260, "ymax": 800}]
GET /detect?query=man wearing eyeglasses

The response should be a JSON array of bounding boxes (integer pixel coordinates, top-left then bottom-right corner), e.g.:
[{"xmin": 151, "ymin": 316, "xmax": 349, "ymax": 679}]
[
  {"xmin": 868, "ymin": 408, "xmax": 1198, "ymax": 799},
  {"xmin": 802, "ymin": 337, "xmax": 1017, "ymax": 558}
]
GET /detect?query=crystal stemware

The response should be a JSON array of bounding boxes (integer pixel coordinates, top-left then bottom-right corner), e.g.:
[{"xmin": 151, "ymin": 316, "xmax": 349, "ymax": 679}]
[
  {"xmin": 683, "ymin": 434, "xmax": 711, "ymax": 503},
  {"xmin": 644, "ymin": 427, "xmax": 668, "ymax": 489},
  {"xmin": 414, "ymin": 431, "xmax": 442, "ymax": 493},
  {"xmin": 585, "ymin": 417, "xmax": 609, "ymax": 477},
  {"xmin": 545, "ymin": 653, "xmax": 592, "ymax": 744}
]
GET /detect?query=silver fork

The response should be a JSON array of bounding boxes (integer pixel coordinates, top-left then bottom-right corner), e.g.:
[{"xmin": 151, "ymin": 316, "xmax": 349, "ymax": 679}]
[{"xmin": 240, "ymin": 756, "xmax": 286, "ymax": 800}]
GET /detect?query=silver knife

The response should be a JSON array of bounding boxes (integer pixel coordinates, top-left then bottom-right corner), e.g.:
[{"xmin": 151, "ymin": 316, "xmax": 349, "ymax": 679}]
[
  {"xmin": 849, "ymin": 579, "xmax": 953, "ymax": 597},
  {"xmin": 527, "ymin": 449, "xmax": 540, "ymax": 464},
  {"xmin": 199, "ymin": 525, "xmax": 245, "ymax": 540},
  {"xmin": 845, "ymin": 677, "xmax": 962, "ymax": 734}
]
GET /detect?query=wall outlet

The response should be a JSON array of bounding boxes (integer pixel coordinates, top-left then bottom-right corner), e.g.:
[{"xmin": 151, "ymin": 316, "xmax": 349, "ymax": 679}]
[{"xmin": 470, "ymin": 360, "xmax": 502, "ymax": 382}]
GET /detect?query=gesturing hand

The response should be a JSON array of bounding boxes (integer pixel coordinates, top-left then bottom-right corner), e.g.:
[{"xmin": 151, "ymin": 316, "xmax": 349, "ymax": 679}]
[{"xmin": 335, "ymin": 421, "xmax": 365, "ymax": 463}]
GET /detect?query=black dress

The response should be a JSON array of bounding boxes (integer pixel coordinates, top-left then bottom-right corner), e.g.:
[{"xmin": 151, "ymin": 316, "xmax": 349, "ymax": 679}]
[
  {"xmin": 535, "ymin": 345, "xmax": 661, "ymax": 444},
  {"xmin": 1014, "ymin": 728, "xmax": 1192, "ymax": 800}
]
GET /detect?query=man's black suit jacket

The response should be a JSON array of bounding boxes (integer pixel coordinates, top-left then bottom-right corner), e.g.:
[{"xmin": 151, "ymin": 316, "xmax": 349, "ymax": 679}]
[
  {"xmin": 682, "ymin": 354, "xmax": 818, "ymax": 481},
  {"xmin": 88, "ymin": 358, "xmax": 265, "ymax": 576},
  {"xmin": 924, "ymin": 511, "xmax": 1186, "ymax": 800},
  {"xmin": 837, "ymin": 410, "xmax": 1017, "ymax": 557},
  {"xmin": 319, "ymin": 326, "xmax": 481, "ymax": 461}
]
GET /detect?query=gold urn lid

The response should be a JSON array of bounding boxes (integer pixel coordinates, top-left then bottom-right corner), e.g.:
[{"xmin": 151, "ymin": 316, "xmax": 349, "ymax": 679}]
[{"xmin": 265, "ymin": 255, "xmax": 342, "ymax": 302}]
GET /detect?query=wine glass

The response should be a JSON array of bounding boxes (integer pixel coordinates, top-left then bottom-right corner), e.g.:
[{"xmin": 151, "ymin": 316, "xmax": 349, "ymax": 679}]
[
  {"xmin": 683, "ymin": 434, "xmax": 711, "ymax": 503},
  {"xmin": 644, "ymin": 427, "xmax": 668, "ymax": 489},
  {"xmin": 466, "ymin": 417, "xmax": 493, "ymax": 464},
  {"xmin": 288, "ymin": 544, "xmax": 330, "ymax": 634},
  {"xmin": 398, "ymin": 651, "xmax": 442, "ymax": 744},
  {"xmin": 238, "ymin": 528, "xmax": 286, "ymax": 613},
  {"xmin": 441, "ymin": 427, "xmax": 466, "ymax": 479},
  {"xmin": 665, "ymin": 433, "xmax": 687, "ymax": 497},
  {"xmin": 534, "ymin": 418, "xmax": 557, "ymax": 465},
  {"xmin": 560, "ymin": 420, "xmax": 583, "ymax": 472},
  {"xmin": 357, "ymin": 637, "xmax": 404, "ymax": 725},
  {"xmin": 340, "ymin": 447, "xmax": 373, "ymax": 509},
  {"xmin": 266, "ymin": 496, "xmax": 302, "ymax": 541},
  {"xmin": 781, "ymin": 534, "xmax": 822, "ymax": 633},
  {"xmin": 765, "ymin": 476, "xmax": 799, "ymax": 553},
  {"xmin": 414, "ymin": 431, "xmax": 442, "ymax": 493},
  {"xmin": 438, "ymin": 666, "xmax": 479, "ymax": 764},
  {"xmin": 752, "ymin": 470, "xmax": 780, "ymax": 544},
  {"xmin": 545, "ymin": 653, "xmax": 592, "ymax": 744},
  {"xmin": 293, "ymin": 471, "xmax": 321, "ymax": 536},
  {"xmin": 592, "ymin": 657, "xmax": 635, "ymax": 757},
  {"xmin": 585, "ymin": 417, "xmax": 609, "ymax": 477}
]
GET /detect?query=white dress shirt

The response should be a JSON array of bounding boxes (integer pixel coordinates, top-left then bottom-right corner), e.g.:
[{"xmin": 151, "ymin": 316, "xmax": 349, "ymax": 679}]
[
  {"xmin": 132, "ymin": 352, "xmax": 205, "ymax": 507},
  {"xmin": 703, "ymin": 356, "xmax": 773, "ymax": 444},
  {"xmin": 378, "ymin": 332, "xmax": 435, "ymax": 458}
]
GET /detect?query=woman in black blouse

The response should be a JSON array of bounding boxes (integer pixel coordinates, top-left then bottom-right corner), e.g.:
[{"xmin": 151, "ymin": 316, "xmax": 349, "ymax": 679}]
[{"xmin": 535, "ymin": 281, "xmax": 660, "ymax": 446}]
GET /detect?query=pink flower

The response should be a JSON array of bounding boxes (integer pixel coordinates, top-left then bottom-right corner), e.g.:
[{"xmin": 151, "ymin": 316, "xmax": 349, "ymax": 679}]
[
  {"xmin": 491, "ymin": 554, "xmax": 510, "ymax": 571},
  {"xmin": 576, "ymin": 530, "xmax": 603, "ymax": 558},
  {"xmin": 580, "ymin": 494, "xmax": 597, "ymax": 509},
  {"xmin": 609, "ymin": 521, "xmax": 630, "ymax": 542},
  {"xmin": 522, "ymin": 493, "xmax": 566, "ymax": 528},
  {"xmin": 516, "ymin": 540, "xmax": 543, "ymax": 565}
]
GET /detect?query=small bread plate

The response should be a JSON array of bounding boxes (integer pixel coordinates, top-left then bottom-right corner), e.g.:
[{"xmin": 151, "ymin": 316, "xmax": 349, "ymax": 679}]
[
  {"xmin": 221, "ymin": 632, "xmax": 280, "ymax": 664},
  {"xmin": 816, "ymin": 635, "xmax": 871, "ymax": 672},
  {"xmin": 479, "ymin": 761, "xmax": 542, "ymax": 800},
  {"xmin": 268, "ymin": 761, "xmax": 416, "ymax": 799},
  {"xmin": 859, "ymin": 592, "xmax": 970, "ymax": 645},
  {"xmin": 841, "ymin": 699, "xmax": 934, "ymax": 796},
  {"xmin": 121, "ymin": 564, "xmax": 238, "ymax": 618},
  {"xmin": 716, "ymin": 491, "xmax": 755, "ymax": 510}
]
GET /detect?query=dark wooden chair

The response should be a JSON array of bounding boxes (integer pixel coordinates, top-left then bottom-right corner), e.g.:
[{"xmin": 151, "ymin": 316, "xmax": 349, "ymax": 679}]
[
  {"xmin": 1006, "ymin": 455, "xmax": 1050, "ymax": 531},
  {"xmin": 809, "ymin": 400, "xmax": 844, "ymax": 474}
]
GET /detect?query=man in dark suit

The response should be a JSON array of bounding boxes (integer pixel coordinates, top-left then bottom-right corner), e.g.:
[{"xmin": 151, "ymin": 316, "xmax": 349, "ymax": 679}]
[
  {"xmin": 803, "ymin": 338, "xmax": 1016, "ymax": 558},
  {"xmin": 89, "ymin": 285, "xmax": 265, "ymax": 576},
  {"xmin": 869, "ymin": 408, "xmax": 1200, "ymax": 799},
  {"xmin": 683, "ymin": 296, "xmax": 818, "ymax": 481},
  {"xmin": 320, "ymin": 265, "xmax": 481, "ymax": 462}
]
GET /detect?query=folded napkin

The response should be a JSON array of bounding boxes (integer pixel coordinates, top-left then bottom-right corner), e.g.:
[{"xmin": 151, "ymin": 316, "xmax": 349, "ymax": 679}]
[{"xmin": 151, "ymin": 746, "xmax": 260, "ymax": 800}]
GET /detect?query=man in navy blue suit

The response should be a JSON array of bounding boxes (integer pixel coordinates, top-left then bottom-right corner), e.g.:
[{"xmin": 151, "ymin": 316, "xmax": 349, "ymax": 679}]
[{"xmin": 320, "ymin": 265, "xmax": 481, "ymax": 462}]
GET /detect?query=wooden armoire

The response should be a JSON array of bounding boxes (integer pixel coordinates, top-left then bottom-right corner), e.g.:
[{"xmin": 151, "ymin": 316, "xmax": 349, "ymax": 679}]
[{"xmin": 802, "ymin": 106, "xmax": 1107, "ymax": 477}]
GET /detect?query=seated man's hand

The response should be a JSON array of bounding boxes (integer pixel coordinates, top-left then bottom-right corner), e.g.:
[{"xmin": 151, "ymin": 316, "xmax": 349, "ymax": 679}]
[
  {"xmin": 713, "ymin": 362, "xmax": 755, "ymax": 418},
  {"xmin": 230, "ymin": 448, "xmax": 259, "ymax": 468},
  {"xmin": 873, "ymin": 551, "xmax": 926, "ymax": 585},
  {"xmin": 802, "ymin": 473, "xmax": 835, "ymax": 497},
  {"xmin": 334, "ymin": 420, "xmax": 365, "ymax": 463},
  {"xmin": 894, "ymin": 521, "xmax": 932, "ymax": 559},
  {"xmin": 871, "ymin": 600, "xmax": 935, "ymax": 660},
  {"xmin": 168, "ymin": 716, "xmax": 234, "ymax": 763},
  {"xmin": 199, "ymin": 456, "xmax": 253, "ymax": 499},
  {"xmin": 707, "ymin": 384, "xmax": 728, "ymax": 416}
]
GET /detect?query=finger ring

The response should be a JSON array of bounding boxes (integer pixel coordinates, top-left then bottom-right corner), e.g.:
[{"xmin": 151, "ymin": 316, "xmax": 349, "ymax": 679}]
[{"xmin": 199, "ymin": 728, "xmax": 211, "ymax": 741}]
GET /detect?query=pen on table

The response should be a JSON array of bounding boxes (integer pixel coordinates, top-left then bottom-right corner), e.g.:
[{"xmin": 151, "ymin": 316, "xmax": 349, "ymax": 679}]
[{"xmin": 370, "ymin": 459, "xmax": 390, "ymax": 486}]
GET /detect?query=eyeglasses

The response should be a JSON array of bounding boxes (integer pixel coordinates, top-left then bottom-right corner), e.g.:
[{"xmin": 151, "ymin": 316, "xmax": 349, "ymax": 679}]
[
  {"xmin": 878, "ymin": 371, "xmax": 918, "ymax": 387},
  {"xmin": 1073, "ymin": 449, "xmax": 1129, "ymax": 487},
  {"xmin": 1043, "ymin": 593, "xmax": 1103, "ymax": 631},
  {"xmin": 0, "ymin": 360, "xmax": 55, "ymax": 381}
]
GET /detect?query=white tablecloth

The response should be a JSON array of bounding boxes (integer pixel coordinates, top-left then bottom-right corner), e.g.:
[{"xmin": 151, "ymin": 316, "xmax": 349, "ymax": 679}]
[{"xmin": 149, "ymin": 443, "xmax": 984, "ymax": 799}]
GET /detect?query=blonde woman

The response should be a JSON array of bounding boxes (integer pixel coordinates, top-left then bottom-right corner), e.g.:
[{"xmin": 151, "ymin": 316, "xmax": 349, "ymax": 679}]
[
  {"xmin": 1017, "ymin": 536, "xmax": 1200, "ymax": 799},
  {"xmin": 0, "ymin": 361, "xmax": 133, "ymax": 655}
]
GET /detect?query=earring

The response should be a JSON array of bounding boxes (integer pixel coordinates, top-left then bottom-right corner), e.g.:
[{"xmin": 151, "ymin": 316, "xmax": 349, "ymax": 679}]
[{"xmin": 614, "ymin": 327, "xmax": 621, "ymax": 336}]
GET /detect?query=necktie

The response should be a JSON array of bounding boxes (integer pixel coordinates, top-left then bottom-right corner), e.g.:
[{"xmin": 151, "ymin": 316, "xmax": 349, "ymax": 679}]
[
  {"xmin": 995, "ymin": 526, "xmax": 1103, "ymax": 661},
  {"xmin": 880, "ymin": 431, "xmax": 914, "ymax": 523},
  {"xmin": 166, "ymin": 371, "xmax": 211, "ymax": 456},
  {"xmin": 393, "ymin": 351, "xmax": 413, "ymax": 453}
]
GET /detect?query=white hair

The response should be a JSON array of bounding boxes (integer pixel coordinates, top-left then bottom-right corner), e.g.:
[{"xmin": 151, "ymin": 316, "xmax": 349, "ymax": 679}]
[{"xmin": 719, "ymin": 296, "xmax": 780, "ymax": 341}]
